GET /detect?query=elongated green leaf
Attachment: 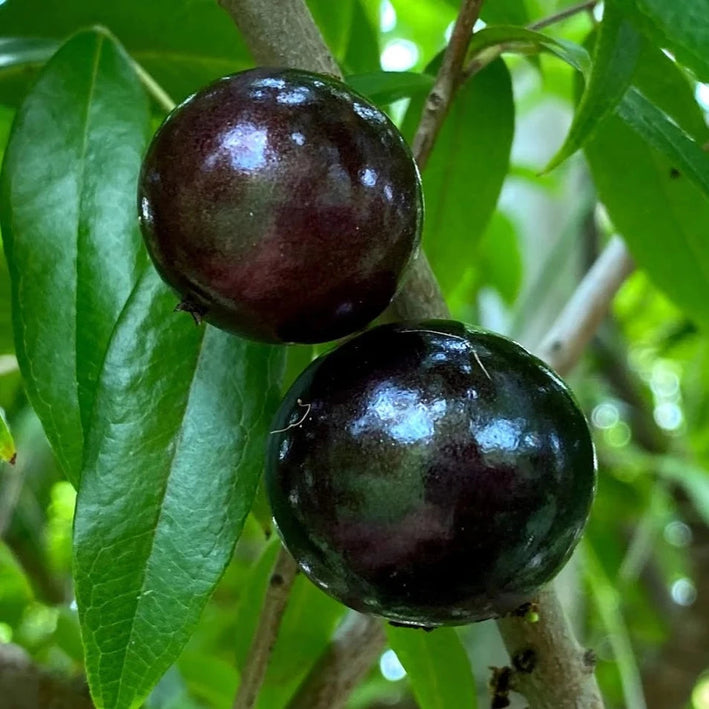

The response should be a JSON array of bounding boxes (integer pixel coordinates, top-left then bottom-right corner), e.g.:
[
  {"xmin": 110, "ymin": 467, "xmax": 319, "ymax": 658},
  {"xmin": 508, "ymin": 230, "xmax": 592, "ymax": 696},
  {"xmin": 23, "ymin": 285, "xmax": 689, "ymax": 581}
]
[
  {"xmin": 0, "ymin": 408, "xmax": 15, "ymax": 464},
  {"xmin": 616, "ymin": 0, "xmax": 709, "ymax": 81},
  {"xmin": 0, "ymin": 0, "xmax": 253, "ymax": 104},
  {"xmin": 0, "ymin": 29, "xmax": 151, "ymax": 484},
  {"xmin": 307, "ymin": 0, "xmax": 355, "ymax": 61},
  {"xmin": 478, "ymin": 211, "xmax": 522, "ymax": 305},
  {"xmin": 386, "ymin": 626, "xmax": 477, "ymax": 709},
  {"xmin": 346, "ymin": 71, "xmax": 434, "ymax": 107},
  {"xmin": 617, "ymin": 88, "xmax": 709, "ymax": 198},
  {"xmin": 584, "ymin": 45, "xmax": 709, "ymax": 332},
  {"xmin": 465, "ymin": 25, "xmax": 591, "ymax": 73},
  {"xmin": 546, "ymin": 2, "xmax": 641, "ymax": 171},
  {"xmin": 73, "ymin": 268, "xmax": 284, "ymax": 709},
  {"xmin": 402, "ymin": 59, "xmax": 514, "ymax": 297},
  {"xmin": 481, "ymin": 0, "xmax": 530, "ymax": 26},
  {"xmin": 342, "ymin": 0, "xmax": 381, "ymax": 75}
]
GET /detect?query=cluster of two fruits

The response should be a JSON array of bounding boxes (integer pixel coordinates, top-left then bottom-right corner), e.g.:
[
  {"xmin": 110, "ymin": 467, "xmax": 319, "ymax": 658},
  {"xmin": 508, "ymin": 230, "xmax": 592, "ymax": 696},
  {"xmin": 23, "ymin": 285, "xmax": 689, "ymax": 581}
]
[{"xmin": 139, "ymin": 68, "xmax": 596, "ymax": 627}]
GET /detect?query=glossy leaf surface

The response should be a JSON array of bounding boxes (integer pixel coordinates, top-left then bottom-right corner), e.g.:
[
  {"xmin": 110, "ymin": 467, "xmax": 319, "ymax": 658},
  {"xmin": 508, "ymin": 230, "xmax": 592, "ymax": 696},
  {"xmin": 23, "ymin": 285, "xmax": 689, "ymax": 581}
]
[
  {"xmin": 0, "ymin": 0, "xmax": 253, "ymax": 103},
  {"xmin": 546, "ymin": 2, "xmax": 641, "ymax": 171},
  {"xmin": 74, "ymin": 268, "xmax": 284, "ymax": 709},
  {"xmin": 584, "ymin": 45, "xmax": 709, "ymax": 331},
  {"xmin": 616, "ymin": 0, "xmax": 709, "ymax": 81},
  {"xmin": 0, "ymin": 29, "xmax": 150, "ymax": 484}
]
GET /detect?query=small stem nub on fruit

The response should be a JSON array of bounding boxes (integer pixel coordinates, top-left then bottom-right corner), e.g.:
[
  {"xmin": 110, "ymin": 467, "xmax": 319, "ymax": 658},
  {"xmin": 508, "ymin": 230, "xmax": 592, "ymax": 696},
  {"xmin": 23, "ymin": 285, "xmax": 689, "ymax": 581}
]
[{"xmin": 175, "ymin": 299, "xmax": 208, "ymax": 326}]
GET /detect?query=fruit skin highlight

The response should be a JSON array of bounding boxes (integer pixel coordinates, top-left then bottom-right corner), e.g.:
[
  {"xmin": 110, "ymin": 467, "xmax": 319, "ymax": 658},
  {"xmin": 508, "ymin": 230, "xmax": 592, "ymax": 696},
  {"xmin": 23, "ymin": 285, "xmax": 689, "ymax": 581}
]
[
  {"xmin": 266, "ymin": 321, "xmax": 596, "ymax": 626},
  {"xmin": 138, "ymin": 68, "xmax": 423, "ymax": 344}
]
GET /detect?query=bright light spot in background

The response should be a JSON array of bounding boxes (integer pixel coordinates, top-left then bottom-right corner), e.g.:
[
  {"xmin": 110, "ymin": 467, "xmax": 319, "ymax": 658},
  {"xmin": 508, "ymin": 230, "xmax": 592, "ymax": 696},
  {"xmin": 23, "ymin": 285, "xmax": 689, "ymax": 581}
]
[
  {"xmin": 654, "ymin": 402, "xmax": 683, "ymax": 431},
  {"xmin": 380, "ymin": 0, "xmax": 397, "ymax": 33},
  {"xmin": 671, "ymin": 577, "xmax": 697, "ymax": 606},
  {"xmin": 0, "ymin": 623, "xmax": 12, "ymax": 643},
  {"xmin": 444, "ymin": 20, "xmax": 454, "ymax": 42},
  {"xmin": 664, "ymin": 520, "xmax": 692, "ymax": 547},
  {"xmin": 651, "ymin": 364, "xmax": 680, "ymax": 399},
  {"xmin": 380, "ymin": 649, "xmax": 407, "ymax": 681},
  {"xmin": 604, "ymin": 421, "xmax": 631, "ymax": 448},
  {"xmin": 592, "ymin": 402, "xmax": 620, "ymax": 429},
  {"xmin": 692, "ymin": 675, "xmax": 709, "ymax": 708},
  {"xmin": 0, "ymin": 0, "xmax": 8, "ymax": 7},
  {"xmin": 695, "ymin": 83, "xmax": 709, "ymax": 111},
  {"xmin": 70, "ymin": 599, "xmax": 78, "ymax": 611},
  {"xmin": 381, "ymin": 39, "xmax": 420, "ymax": 71},
  {"xmin": 593, "ymin": 1, "xmax": 605, "ymax": 22}
]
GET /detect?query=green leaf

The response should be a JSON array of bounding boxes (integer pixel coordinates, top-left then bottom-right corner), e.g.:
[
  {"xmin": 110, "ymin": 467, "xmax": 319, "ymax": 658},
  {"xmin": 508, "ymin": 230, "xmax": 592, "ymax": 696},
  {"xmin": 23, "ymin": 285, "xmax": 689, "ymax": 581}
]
[
  {"xmin": 401, "ymin": 59, "xmax": 514, "ymax": 297},
  {"xmin": 346, "ymin": 71, "xmax": 434, "ymax": 107},
  {"xmin": 617, "ymin": 88, "xmax": 709, "ymax": 198},
  {"xmin": 307, "ymin": 0, "xmax": 355, "ymax": 62},
  {"xmin": 465, "ymin": 25, "xmax": 591, "ymax": 73},
  {"xmin": 73, "ymin": 268, "xmax": 284, "ymax": 709},
  {"xmin": 616, "ymin": 0, "xmax": 709, "ymax": 81},
  {"xmin": 385, "ymin": 625, "xmax": 477, "ymax": 709},
  {"xmin": 0, "ymin": 29, "xmax": 151, "ymax": 484},
  {"xmin": 546, "ymin": 2, "xmax": 641, "ymax": 171},
  {"xmin": 478, "ymin": 211, "xmax": 522, "ymax": 305},
  {"xmin": 342, "ymin": 0, "xmax": 381, "ymax": 75},
  {"xmin": 0, "ymin": 407, "xmax": 15, "ymax": 464},
  {"xmin": 0, "ymin": 0, "xmax": 253, "ymax": 104},
  {"xmin": 480, "ymin": 0, "xmax": 531, "ymax": 26},
  {"xmin": 584, "ymin": 45, "xmax": 709, "ymax": 332}
]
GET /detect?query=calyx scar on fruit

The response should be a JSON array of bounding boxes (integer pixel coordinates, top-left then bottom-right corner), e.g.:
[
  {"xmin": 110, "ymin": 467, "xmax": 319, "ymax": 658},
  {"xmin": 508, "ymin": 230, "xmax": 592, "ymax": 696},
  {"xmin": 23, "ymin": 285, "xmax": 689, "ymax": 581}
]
[
  {"xmin": 266, "ymin": 321, "xmax": 596, "ymax": 627},
  {"xmin": 138, "ymin": 68, "xmax": 423, "ymax": 344}
]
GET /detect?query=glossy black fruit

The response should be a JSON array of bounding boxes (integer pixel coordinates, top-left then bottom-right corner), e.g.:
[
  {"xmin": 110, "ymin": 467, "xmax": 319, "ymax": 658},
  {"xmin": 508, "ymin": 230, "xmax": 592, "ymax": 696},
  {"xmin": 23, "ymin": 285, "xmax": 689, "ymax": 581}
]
[
  {"xmin": 266, "ymin": 321, "xmax": 596, "ymax": 626},
  {"xmin": 138, "ymin": 68, "xmax": 423, "ymax": 343}
]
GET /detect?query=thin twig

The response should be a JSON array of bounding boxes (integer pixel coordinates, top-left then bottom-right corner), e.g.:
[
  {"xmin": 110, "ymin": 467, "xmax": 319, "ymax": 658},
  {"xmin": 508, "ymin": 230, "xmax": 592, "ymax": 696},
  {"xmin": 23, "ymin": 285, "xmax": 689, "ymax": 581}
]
[
  {"xmin": 411, "ymin": 0, "xmax": 485, "ymax": 170},
  {"xmin": 130, "ymin": 59, "xmax": 176, "ymax": 113},
  {"xmin": 232, "ymin": 547, "xmax": 299, "ymax": 709},
  {"xmin": 536, "ymin": 236, "xmax": 634, "ymax": 376},
  {"xmin": 530, "ymin": 0, "xmax": 598, "ymax": 31},
  {"xmin": 286, "ymin": 613, "xmax": 386, "ymax": 709}
]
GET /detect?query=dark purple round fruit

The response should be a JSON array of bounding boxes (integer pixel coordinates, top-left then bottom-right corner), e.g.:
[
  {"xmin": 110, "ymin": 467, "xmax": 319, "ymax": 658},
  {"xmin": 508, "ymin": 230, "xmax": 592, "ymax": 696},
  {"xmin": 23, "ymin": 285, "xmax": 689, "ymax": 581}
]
[
  {"xmin": 138, "ymin": 68, "xmax": 423, "ymax": 343},
  {"xmin": 266, "ymin": 321, "xmax": 596, "ymax": 626}
]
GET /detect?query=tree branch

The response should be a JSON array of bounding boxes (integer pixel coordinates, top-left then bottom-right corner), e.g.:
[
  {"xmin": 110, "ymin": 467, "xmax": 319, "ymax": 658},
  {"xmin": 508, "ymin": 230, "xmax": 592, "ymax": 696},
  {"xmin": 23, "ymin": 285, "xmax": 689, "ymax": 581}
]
[
  {"xmin": 217, "ymin": 0, "xmax": 341, "ymax": 77},
  {"xmin": 217, "ymin": 2, "xmax": 628, "ymax": 708},
  {"xmin": 233, "ymin": 546, "xmax": 299, "ymax": 709},
  {"xmin": 535, "ymin": 237, "xmax": 634, "ymax": 375},
  {"xmin": 411, "ymin": 0, "xmax": 484, "ymax": 170},
  {"xmin": 286, "ymin": 613, "xmax": 386, "ymax": 709}
]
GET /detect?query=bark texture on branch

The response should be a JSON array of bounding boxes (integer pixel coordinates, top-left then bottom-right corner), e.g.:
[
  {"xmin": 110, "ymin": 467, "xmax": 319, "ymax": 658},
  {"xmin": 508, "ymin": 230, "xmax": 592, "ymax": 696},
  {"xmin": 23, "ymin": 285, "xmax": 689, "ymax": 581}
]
[
  {"xmin": 217, "ymin": 2, "xmax": 623, "ymax": 707},
  {"xmin": 286, "ymin": 613, "xmax": 386, "ymax": 709},
  {"xmin": 233, "ymin": 547, "xmax": 299, "ymax": 709}
]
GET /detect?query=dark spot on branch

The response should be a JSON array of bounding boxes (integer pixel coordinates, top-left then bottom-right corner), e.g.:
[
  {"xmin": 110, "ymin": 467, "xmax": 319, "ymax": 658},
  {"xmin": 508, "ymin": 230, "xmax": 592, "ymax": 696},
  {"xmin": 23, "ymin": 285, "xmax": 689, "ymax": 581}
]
[
  {"xmin": 583, "ymin": 648, "xmax": 597, "ymax": 671},
  {"xmin": 512, "ymin": 647, "xmax": 537, "ymax": 674},
  {"xmin": 270, "ymin": 573, "xmax": 284, "ymax": 587}
]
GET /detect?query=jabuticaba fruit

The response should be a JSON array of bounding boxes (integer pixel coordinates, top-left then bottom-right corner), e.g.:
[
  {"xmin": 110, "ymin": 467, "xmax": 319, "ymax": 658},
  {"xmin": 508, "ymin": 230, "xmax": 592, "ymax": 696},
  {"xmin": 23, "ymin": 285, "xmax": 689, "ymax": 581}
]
[
  {"xmin": 266, "ymin": 321, "xmax": 596, "ymax": 626},
  {"xmin": 137, "ymin": 68, "xmax": 423, "ymax": 344}
]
